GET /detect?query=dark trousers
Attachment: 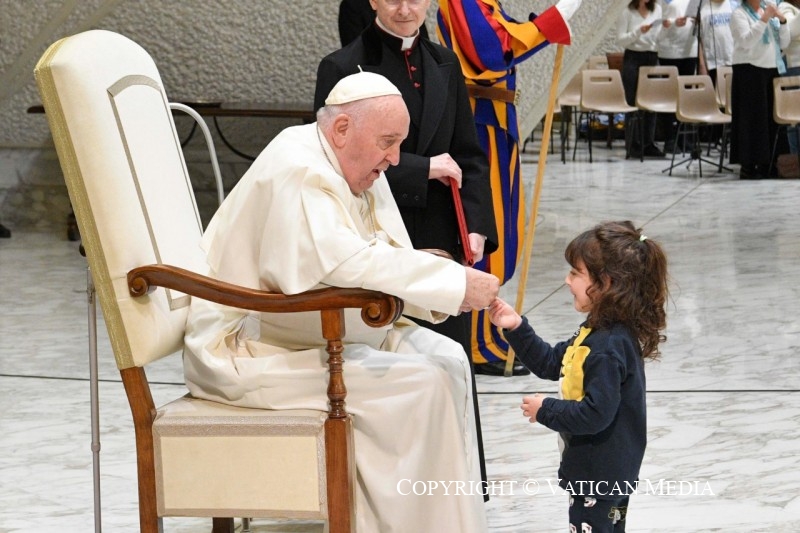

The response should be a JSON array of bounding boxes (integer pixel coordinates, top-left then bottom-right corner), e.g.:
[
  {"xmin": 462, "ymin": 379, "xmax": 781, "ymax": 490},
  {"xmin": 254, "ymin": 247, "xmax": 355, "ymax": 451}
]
[
  {"xmin": 657, "ymin": 56, "xmax": 698, "ymax": 148},
  {"xmin": 622, "ymin": 50, "xmax": 658, "ymax": 148},
  {"xmin": 730, "ymin": 63, "xmax": 786, "ymax": 172}
]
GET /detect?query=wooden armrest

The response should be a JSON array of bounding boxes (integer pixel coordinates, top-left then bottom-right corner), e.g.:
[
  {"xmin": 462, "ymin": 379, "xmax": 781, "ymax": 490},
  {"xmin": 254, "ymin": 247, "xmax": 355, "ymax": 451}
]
[
  {"xmin": 127, "ymin": 264, "xmax": 403, "ymax": 328},
  {"xmin": 418, "ymin": 248, "xmax": 454, "ymax": 261}
]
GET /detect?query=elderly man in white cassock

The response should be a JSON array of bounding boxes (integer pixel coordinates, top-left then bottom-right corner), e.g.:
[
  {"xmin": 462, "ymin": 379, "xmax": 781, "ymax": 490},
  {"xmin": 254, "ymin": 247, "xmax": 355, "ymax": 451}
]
[{"xmin": 183, "ymin": 71, "xmax": 499, "ymax": 532}]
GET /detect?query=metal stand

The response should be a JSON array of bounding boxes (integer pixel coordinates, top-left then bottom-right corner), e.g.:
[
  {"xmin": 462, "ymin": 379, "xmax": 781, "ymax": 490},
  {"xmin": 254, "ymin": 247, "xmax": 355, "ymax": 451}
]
[
  {"xmin": 82, "ymin": 104, "xmax": 224, "ymax": 532},
  {"xmin": 662, "ymin": 123, "xmax": 732, "ymax": 177},
  {"xmin": 88, "ymin": 266, "xmax": 102, "ymax": 533}
]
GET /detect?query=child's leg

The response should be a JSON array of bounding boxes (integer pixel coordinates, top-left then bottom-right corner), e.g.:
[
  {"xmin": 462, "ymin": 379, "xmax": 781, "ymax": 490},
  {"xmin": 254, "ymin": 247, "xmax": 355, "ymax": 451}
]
[{"xmin": 568, "ymin": 495, "xmax": 629, "ymax": 533}]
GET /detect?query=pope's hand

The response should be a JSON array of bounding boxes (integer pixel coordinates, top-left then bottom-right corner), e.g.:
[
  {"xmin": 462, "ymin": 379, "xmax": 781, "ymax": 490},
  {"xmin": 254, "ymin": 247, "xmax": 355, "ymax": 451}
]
[
  {"xmin": 462, "ymin": 268, "xmax": 500, "ymax": 310},
  {"xmin": 555, "ymin": 0, "xmax": 581, "ymax": 21}
]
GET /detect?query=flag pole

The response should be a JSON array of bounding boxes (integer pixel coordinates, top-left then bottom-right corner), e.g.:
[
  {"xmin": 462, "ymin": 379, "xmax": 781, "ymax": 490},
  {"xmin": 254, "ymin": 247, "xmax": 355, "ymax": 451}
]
[{"xmin": 504, "ymin": 44, "xmax": 566, "ymax": 377}]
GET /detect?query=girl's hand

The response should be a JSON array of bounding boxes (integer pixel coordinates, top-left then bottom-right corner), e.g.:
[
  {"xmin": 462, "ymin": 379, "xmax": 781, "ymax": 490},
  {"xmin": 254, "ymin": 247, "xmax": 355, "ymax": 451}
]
[
  {"xmin": 487, "ymin": 298, "xmax": 522, "ymax": 331},
  {"xmin": 521, "ymin": 394, "xmax": 545, "ymax": 423}
]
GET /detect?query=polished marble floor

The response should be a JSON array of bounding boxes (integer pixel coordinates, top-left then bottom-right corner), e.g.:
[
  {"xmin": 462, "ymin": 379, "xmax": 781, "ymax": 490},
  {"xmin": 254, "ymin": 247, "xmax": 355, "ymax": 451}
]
[{"xmin": 2, "ymin": 139, "xmax": 799, "ymax": 532}]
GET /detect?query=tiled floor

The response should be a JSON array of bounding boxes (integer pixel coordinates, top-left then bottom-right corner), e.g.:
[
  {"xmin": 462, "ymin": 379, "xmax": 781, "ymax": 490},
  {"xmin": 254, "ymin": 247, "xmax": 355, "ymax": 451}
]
[{"xmin": 2, "ymin": 138, "xmax": 799, "ymax": 532}]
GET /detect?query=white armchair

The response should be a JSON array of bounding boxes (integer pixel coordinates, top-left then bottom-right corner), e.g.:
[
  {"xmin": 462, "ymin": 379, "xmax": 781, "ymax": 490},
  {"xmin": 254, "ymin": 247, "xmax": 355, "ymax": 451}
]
[{"xmin": 34, "ymin": 29, "xmax": 401, "ymax": 533}]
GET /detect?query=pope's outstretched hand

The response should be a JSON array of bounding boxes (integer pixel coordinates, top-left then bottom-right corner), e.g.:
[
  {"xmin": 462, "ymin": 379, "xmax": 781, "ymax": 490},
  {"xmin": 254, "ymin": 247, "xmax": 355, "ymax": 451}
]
[
  {"xmin": 555, "ymin": 0, "xmax": 582, "ymax": 20},
  {"xmin": 461, "ymin": 267, "xmax": 500, "ymax": 312}
]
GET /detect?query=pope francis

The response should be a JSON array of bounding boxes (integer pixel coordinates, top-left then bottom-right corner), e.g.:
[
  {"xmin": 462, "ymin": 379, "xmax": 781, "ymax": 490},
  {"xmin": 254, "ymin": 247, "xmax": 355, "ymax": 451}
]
[{"xmin": 183, "ymin": 72, "xmax": 498, "ymax": 532}]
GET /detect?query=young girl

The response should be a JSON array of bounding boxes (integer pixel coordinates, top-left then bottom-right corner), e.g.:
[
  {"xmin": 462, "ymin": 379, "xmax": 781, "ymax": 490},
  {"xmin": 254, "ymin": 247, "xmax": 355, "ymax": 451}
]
[{"xmin": 488, "ymin": 221, "xmax": 668, "ymax": 533}]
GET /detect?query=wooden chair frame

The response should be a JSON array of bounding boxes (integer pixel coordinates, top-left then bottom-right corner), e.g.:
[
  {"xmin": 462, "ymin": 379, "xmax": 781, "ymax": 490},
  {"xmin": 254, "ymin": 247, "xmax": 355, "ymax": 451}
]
[
  {"xmin": 34, "ymin": 29, "xmax": 405, "ymax": 533},
  {"xmin": 125, "ymin": 264, "xmax": 402, "ymax": 532}
]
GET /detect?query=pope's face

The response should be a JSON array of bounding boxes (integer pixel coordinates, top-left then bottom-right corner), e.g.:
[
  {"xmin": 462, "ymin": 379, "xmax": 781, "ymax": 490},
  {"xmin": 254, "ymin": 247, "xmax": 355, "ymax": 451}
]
[
  {"xmin": 370, "ymin": 0, "xmax": 431, "ymax": 38},
  {"xmin": 339, "ymin": 96, "xmax": 409, "ymax": 195}
]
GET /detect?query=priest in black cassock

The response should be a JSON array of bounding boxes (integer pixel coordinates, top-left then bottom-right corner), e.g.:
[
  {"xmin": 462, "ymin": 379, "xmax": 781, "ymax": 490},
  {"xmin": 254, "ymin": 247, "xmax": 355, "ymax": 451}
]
[{"xmin": 315, "ymin": 0, "xmax": 506, "ymax": 500}]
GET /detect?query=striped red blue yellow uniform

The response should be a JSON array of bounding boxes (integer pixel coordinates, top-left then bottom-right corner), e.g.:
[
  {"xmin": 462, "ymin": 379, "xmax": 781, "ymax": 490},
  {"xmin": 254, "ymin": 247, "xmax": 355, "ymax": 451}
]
[{"xmin": 437, "ymin": 1, "xmax": 571, "ymax": 364}]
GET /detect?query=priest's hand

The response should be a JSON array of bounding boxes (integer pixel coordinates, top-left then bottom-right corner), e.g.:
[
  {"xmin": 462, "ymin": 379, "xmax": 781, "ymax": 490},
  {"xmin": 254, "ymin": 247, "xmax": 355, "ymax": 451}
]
[
  {"xmin": 468, "ymin": 233, "xmax": 487, "ymax": 264},
  {"xmin": 429, "ymin": 153, "xmax": 462, "ymax": 188},
  {"xmin": 555, "ymin": 0, "xmax": 581, "ymax": 21},
  {"xmin": 462, "ymin": 267, "xmax": 500, "ymax": 310}
]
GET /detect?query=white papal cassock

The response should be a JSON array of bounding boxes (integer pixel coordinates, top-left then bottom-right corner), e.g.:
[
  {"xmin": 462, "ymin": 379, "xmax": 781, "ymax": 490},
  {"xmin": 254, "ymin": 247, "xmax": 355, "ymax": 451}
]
[{"xmin": 183, "ymin": 123, "xmax": 488, "ymax": 532}]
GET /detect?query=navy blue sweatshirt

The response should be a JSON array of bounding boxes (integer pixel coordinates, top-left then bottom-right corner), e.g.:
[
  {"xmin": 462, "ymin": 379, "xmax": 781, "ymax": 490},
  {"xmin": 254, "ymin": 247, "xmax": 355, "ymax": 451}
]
[{"xmin": 505, "ymin": 317, "xmax": 647, "ymax": 498}]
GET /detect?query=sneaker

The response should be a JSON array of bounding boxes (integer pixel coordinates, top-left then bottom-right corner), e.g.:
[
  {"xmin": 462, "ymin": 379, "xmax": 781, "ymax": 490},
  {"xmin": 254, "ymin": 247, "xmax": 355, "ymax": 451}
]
[{"xmin": 474, "ymin": 360, "xmax": 531, "ymax": 376}]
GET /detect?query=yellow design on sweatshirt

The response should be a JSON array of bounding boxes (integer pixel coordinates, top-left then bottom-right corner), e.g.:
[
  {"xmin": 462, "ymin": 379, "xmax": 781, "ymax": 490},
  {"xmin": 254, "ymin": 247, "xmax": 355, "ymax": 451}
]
[{"xmin": 560, "ymin": 326, "xmax": 593, "ymax": 401}]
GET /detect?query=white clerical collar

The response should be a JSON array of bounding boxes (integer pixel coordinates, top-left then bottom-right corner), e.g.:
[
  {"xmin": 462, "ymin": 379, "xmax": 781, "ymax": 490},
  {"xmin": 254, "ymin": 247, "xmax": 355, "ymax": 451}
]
[{"xmin": 375, "ymin": 17, "xmax": 419, "ymax": 51}]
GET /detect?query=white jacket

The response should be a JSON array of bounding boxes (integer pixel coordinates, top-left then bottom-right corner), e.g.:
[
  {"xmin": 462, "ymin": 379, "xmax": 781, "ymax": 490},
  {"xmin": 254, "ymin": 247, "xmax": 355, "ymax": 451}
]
[
  {"xmin": 779, "ymin": 1, "xmax": 800, "ymax": 68},
  {"xmin": 731, "ymin": 4, "xmax": 790, "ymax": 68},
  {"xmin": 657, "ymin": 0, "xmax": 700, "ymax": 59}
]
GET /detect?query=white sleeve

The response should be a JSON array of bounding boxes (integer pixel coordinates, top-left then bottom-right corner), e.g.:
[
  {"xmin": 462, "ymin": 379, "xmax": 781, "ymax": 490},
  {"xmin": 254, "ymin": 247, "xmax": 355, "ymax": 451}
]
[{"xmin": 322, "ymin": 240, "xmax": 467, "ymax": 317}]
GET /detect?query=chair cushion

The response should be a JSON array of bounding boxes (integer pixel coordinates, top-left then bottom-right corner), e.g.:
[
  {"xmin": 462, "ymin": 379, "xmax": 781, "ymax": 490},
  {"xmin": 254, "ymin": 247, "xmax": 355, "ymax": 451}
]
[{"xmin": 153, "ymin": 396, "xmax": 328, "ymax": 518}]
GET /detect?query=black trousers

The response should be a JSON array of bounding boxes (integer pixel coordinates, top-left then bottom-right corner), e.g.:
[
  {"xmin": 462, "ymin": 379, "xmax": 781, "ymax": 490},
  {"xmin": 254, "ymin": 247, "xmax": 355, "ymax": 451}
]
[
  {"xmin": 657, "ymin": 56, "xmax": 698, "ymax": 146},
  {"xmin": 730, "ymin": 63, "xmax": 786, "ymax": 171},
  {"xmin": 622, "ymin": 50, "xmax": 658, "ymax": 148}
]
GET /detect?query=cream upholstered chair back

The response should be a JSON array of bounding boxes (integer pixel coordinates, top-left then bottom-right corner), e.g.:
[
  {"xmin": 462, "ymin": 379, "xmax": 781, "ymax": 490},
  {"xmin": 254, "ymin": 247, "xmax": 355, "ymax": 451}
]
[{"xmin": 35, "ymin": 29, "xmax": 202, "ymax": 371}]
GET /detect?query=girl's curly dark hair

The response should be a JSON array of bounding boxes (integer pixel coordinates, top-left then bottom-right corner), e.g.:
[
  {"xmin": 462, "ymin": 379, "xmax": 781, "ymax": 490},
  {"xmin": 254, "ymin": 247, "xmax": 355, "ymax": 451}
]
[{"xmin": 565, "ymin": 221, "xmax": 668, "ymax": 360}]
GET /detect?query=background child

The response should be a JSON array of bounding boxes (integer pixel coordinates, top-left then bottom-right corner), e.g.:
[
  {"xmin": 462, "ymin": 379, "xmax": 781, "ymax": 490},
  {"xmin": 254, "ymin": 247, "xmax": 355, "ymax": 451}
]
[{"xmin": 488, "ymin": 220, "xmax": 668, "ymax": 533}]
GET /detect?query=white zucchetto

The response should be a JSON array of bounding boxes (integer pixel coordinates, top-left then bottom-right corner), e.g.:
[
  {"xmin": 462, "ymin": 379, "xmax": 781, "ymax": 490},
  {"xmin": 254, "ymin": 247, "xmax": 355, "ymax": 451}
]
[{"xmin": 324, "ymin": 70, "xmax": 402, "ymax": 106}]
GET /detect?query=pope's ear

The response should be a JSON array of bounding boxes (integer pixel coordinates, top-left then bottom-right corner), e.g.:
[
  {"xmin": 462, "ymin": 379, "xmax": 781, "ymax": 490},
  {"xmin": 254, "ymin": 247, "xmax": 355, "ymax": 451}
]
[{"xmin": 330, "ymin": 113, "xmax": 351, "ymax": 148}]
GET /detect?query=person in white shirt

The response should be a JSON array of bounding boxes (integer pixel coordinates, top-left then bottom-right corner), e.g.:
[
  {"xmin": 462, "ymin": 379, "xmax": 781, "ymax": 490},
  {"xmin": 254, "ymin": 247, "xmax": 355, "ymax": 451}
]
[
  {"xmin": 697, "ymin": 0, "xmax": 734, "ymax": 147},
  {"xmin": 730, "ymin": 0, "xmax": 790, "ymax": 178},
  {"xmin": 657, "ymin": 0, "xmax": 699, "ymax": 152},
  {"xmin": 779, "ymin": 0, "xmax": 800, "ymax": 153},
  {"xmin": 658, "ymin": 0, "xmax": 699, "ymax": 74},
  {"xmin": 698, "ymin": 0, "xmax": 735, "ymax": 81},
  {"xmin": 617, "ymin": 0, "xmax": 664, "ymax": 157}
]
